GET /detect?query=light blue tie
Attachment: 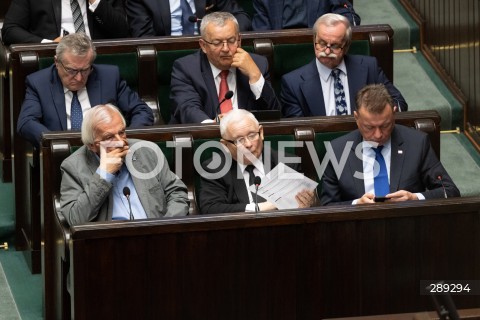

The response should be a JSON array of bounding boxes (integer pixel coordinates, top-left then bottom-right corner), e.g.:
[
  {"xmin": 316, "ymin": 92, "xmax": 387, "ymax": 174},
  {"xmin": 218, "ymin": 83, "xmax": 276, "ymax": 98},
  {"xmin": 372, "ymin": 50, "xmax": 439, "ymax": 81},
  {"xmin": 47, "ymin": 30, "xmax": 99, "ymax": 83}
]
[
  {"xmin": 180, "ymin": 0, "xmax": 194, "ymax": 35},
  {"xmin": 71, "ymin": 91, "xmax": 83, "ymax": 130},
  {"xmin": 373, "ymin": 146, "xmax": 389, "ymax": 196},
  {"xmin": 331, "ymin": 68, "xmax": 348, "ymax": 115}
]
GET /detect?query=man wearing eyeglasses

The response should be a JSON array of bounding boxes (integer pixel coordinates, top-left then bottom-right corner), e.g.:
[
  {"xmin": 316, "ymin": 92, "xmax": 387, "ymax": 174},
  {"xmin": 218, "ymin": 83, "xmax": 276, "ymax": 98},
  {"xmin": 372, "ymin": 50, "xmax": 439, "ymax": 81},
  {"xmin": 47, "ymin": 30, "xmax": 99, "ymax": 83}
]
[
  {"xmin": 170, "ymin": 12, "xmax": 280, "ymax": 124},
  {"xmin": 60, "ymin": 104, "xmax": 189, "ymax": 225},
  {"xmin": 280, "ymin": 13, "xmax": 407, "ymax": 118},
  {"xmin": 198, "ymin": 109, "xmax": 315, "ymax": 214},
  {"xmin": 17, "ymin": 33, "xmax": 154, "ymax": 148}
]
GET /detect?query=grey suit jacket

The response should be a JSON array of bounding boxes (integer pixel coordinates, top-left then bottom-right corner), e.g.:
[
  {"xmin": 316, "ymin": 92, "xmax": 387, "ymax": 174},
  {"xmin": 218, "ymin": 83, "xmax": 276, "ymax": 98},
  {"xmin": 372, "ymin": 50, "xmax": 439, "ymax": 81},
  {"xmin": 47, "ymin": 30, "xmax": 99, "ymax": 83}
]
[
  {"xmin": 60, "ymin": 139, "xmax": 189, "ymax": 225},
  {"xmin": 321, "ymin": 125, "xmax": 460, "ymax": 205}
]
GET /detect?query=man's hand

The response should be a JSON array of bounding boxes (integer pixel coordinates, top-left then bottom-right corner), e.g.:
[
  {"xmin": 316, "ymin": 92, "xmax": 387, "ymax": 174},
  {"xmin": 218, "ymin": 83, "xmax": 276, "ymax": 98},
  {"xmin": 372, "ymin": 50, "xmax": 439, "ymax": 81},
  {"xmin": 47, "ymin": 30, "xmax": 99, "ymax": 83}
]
[
  {"xmin": 385, "ymin": 190, "xmax": 419, "ymax": 201},
  {"xmin": 231, "ymin": 47, "xmax": 261, "ymax": 83},
  {"xmin": 258, "ymin": 201, "xmax": 277, "ymax": 211},
  {"xmin": 295, "ymin": 189, "xmax": 315, "ymax": 208},
  {"xmin": 357, "ymin": 192, "xmax": 376, "ymax": 204},
  {"xmin": 99, "ymin": 141, "xmax": 129, "ymax": 174}
]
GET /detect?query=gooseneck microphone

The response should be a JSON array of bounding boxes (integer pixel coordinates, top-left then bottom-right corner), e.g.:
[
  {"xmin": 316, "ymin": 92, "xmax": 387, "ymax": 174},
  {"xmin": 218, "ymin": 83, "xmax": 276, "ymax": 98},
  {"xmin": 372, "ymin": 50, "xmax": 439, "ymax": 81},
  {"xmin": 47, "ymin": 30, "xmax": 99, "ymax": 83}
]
[
  {"xmin": 188, "ymin": 15, "xmax": 201, "ymax": 23},
  {"xmin": 254, "ymin": 176, "xmax": 261, "ymax": 213},
  {"xmin": 215, "ymin": 90, "xmax": 234, "ymax": 122},
  {"xmin": 123, "ymin": 186, "xmax": 134, "ymax": 220},
  {"xmin": 437, "ymin": 175, "xmax": 448, "ymax": 199}
]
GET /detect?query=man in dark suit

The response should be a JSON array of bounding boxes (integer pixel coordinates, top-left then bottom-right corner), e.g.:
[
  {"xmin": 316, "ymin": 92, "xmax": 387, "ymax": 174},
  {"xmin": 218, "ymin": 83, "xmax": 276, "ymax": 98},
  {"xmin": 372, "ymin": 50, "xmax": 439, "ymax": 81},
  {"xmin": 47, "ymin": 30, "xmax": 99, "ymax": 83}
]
[
  {"xmin": 17, "ymin": 33, "xmax": 153, "ymax": 148},
  {"xmin": 252, "ymin": 0, "xmax": 360, "ymax": 30},
  {"xmin": 170, "ymin": 12, "xmax": 280, "ymax": 124},
  {"xmin": 126, "ymin": 0, "xmax": 251, "ymax": 37},
  {"xmin": 1, "ymin": 0, "xmax": 129, "ymax": 46},
  {"xmin": 199, "ymin": 109, "xmax": 315, "ymax": 214},
  {"xmin": 321, "ymin": 84, "xmax": 460, "ymax": 206},
  {"xmin": 281, "ymin": 13, "xmax": 407, "ymax": 118}
]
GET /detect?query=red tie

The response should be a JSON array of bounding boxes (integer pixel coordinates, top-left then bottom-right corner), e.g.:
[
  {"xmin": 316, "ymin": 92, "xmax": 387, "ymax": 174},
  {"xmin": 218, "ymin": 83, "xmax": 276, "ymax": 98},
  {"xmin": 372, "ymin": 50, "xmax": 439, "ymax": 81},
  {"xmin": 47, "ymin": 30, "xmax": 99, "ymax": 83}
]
[{"xmin": 218, "ymin": 70, "xmax": 232, "ymax": 113}]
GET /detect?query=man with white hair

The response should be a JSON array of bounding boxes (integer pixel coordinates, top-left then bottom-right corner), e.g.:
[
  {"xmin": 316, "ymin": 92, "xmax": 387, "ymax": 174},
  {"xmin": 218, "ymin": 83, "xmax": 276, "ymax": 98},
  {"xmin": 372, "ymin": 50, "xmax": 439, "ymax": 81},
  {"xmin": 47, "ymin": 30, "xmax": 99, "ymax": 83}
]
[
  {"xmin": 281, "ymin": 13, "xmax": 407, "ymax": 117},
  {"xmin": 60, "ymin": 104, "xmax": 189, "ymax": 225},
  {"xmin": 198, "ymin": 109, "xmax": 315, "ymax": 214}
]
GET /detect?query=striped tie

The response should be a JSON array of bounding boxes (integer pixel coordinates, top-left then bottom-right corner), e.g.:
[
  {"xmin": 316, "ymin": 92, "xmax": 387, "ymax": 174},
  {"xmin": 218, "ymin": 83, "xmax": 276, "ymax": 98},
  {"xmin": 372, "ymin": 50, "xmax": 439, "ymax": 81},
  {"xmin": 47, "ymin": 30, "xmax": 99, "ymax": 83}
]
[{"xmin": 70, "ymin": 0, "xmax": 85, "ymax": 33}]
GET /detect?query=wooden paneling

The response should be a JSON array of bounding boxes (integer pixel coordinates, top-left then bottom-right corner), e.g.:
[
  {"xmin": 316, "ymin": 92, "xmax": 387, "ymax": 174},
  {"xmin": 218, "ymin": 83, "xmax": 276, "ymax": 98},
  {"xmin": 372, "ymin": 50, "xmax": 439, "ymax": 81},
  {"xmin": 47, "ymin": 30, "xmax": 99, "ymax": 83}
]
[
  {"xmin": 400, "ymin": 0, "xmax": 480, "ymax": 151},
  {"xmin": 63, "ymin": 197, "xmax": 480, "ymax": 319}
]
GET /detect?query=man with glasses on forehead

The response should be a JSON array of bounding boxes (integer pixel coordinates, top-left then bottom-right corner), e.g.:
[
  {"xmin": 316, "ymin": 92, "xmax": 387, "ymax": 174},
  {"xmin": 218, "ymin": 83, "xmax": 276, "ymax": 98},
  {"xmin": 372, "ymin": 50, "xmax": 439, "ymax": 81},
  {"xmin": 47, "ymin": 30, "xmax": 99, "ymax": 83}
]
[
  {"xmin": 198, "ymin": 109, "xmax": 315, "ymax": 214},
  {"xmin": 60, "ymin": 104, "xmax": 189, "ymax": 225},
  {"xmin": 17, "ymin": 33, "xmax": 154, "ymax": 148},
  {"xmin": 170, "ymin": 12, "xmax": 280, "ymax": 124},
  {"xmin": 280, "ymin": 13, "xmax": 407, "ymax": 118}
]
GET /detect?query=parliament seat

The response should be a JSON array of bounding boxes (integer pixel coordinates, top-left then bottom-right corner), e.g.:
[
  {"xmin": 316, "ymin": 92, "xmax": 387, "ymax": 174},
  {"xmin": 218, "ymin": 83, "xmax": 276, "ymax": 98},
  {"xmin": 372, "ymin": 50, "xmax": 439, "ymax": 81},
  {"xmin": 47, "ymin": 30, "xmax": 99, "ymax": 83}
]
[{"xmin": 41, "ymin": 111, "xmax": 441, "ymax": 319}]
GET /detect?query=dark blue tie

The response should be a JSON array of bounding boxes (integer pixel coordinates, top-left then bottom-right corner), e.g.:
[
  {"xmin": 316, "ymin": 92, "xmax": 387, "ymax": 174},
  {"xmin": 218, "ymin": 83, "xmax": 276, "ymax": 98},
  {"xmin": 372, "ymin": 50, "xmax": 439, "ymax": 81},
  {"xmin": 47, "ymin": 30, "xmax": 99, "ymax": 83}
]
[
  {"xmin": 373, "ymin": 146, "xmax": 389, "ymax": 196},
  {"xmin": 331, "ymin": 68, "xmax": 348, "ymax": 115},
  {"xmin": 71, "ymin": 91, "xmax": 83, "ymax": 130},
  {"xmin": 180, "ymin": 0, "xmax": 194, "ymax": 35}
]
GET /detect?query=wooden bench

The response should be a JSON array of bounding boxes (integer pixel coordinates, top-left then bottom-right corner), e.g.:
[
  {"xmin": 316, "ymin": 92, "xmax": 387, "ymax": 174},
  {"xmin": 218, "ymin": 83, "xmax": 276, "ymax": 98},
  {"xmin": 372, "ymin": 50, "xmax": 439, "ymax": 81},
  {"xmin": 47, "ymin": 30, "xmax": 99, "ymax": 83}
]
[
  {"xmin": 5, "ymin": 25, "xmax": 395, "ymax": 273},
  {"xmin": 41, "ymin": 111, "xmax": 442, "ymax": 318}
]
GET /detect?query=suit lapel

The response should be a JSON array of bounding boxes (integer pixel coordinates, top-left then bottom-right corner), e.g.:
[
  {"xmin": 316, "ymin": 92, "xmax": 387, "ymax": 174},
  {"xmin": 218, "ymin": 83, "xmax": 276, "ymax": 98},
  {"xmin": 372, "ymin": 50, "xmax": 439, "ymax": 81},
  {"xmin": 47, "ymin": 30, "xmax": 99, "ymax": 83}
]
[
  {"xmin": 200, "ymin": 52, "xmax": 220, "ymax": 117},
  {"xmin": 51, "ymin": 66, "xmax": 68, "ymax": 130},
  {"xmin": 389, "ymin": 126, "xmax": 405, "ymax": 193},
  {"xmin": 230, "ymin": 162, "xmax": 250, "ymax": 203},
  {"xmin": 300, "ymin": 60, "xmax": 326, "ymax": 116},
  {"xmin": 345, "ymin": 56, "xmax": 368, "ymax": 112},
  {"xmin": 52, "ymin": 0, "xmax": 62, "ymax": 35},
  {"xmin": 350, "ymin": 133, "xmax": 366, "ymax": 196},
  {"xmin": 158, "ymin": 0, "xmax": 172, "ymax": 35},
  {"xmin": 85, "ymin": 67, "xmax": 101, "ymax": 106}
]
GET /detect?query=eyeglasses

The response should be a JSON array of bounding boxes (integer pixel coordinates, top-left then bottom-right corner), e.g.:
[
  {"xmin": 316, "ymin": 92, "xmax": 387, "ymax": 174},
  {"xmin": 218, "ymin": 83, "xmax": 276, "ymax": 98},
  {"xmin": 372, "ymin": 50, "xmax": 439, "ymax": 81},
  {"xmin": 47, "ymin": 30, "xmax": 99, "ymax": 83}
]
[
  {"xmin": 314, "ymin": 41, "xmax": 345, "ymax": 53},
  {"xmin": 58, "ymin": 60, "xmax": 92, "ymax": 77},
  {"xmin": 202, "ymin": 37, "xmax": 239, "ymax": 49},
  {"xmin": 94, "ymin": 129, "xmax": 127, "ymax": 144},
  {"xmin": 225, "ymin": 132, "xmax": 260, "ymax": 146}
]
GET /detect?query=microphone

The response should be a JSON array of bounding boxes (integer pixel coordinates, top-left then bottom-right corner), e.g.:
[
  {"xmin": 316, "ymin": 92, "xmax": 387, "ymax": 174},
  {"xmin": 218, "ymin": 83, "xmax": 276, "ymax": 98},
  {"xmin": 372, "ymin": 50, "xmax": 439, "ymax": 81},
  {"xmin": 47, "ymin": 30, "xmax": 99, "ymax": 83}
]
[
  {"xmin": 188, "ymin": 15, "xmax": 201, "ymax": 23},
  {"xmin": 254, "ymin": 176, "xmax": 261, "ymax": 213},
  {"xmin": 123, "ymin": 186, "xmax": 134, "ymax": 220},
  {"xmin": 215, "ymin": 90, "xmax": 234, "ymax": 122},
  {"xmin": 344, "ymin": 3, "xmax": 357, "ymax": 26},
  {"xmin": 437, "ymin": 175, "xmax": 448, "ymax": 199}
]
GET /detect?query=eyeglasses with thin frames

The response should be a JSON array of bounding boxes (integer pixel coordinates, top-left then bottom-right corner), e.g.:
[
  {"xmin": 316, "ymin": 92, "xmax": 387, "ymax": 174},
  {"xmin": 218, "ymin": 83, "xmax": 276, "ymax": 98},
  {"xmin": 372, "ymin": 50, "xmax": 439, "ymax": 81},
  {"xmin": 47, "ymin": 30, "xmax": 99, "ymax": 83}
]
[
  {"xmin": 225, "ymin": 132, "xmax": 260, "ymax": 146},
  {"xmin": 58, "ymin": 60, "xmax": 92, "ymax": 77},
  {"xmin": 202, "ymin": 37, "xmax": 239, "ymax": 49},
  {"xmin": 314, "ymin": 39, "xmax": 345, "ymax": 53}
]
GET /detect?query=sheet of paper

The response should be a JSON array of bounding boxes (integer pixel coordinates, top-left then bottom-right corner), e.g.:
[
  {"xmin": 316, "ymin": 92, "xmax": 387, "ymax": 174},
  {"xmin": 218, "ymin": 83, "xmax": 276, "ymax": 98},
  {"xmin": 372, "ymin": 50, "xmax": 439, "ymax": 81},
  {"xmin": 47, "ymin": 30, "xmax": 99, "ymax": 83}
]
[{"xmin": 249, "ymin": 163, "xmax": 318, "ymax": 210}]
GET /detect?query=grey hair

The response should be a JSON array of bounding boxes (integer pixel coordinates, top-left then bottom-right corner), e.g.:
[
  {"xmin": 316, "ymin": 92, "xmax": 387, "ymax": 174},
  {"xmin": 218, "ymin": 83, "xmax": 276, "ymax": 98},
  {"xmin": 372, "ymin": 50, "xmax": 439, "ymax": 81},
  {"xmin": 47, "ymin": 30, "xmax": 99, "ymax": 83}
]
[
  {"xmin": 81, "ymin": 104, "xmax": 126, "ymax": 145},
  {"xmin": 219, "ymin": 109, "xmax": 259, "ymax": 138},
  {"xmin": 313, "ymin": 13, "xmax": 352, "ymax": 50},
  {"xmin": 200, "ymin": 12, "xmax": 239, "ymax": 37},
  {"xmin": 55, "ymin": 33, "xmax": 97, "ymax": 63}
]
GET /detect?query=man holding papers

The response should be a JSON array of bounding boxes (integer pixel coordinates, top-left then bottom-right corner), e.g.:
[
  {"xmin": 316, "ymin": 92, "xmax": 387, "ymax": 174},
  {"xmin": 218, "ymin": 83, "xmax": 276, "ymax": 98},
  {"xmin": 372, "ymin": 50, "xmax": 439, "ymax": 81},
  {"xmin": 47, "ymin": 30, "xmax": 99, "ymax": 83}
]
[{"xmin": 198, "ymin": 109, "xmax": 316, "ymax": 214}]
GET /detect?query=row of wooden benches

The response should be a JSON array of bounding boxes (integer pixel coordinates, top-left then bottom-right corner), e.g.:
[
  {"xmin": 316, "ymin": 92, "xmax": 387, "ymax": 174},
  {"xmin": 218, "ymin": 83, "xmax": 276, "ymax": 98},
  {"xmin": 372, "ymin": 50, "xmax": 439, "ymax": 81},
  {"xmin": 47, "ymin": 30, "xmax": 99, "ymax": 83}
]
[
  {"xmin": 0, "ymin": 25, "xmax": 396, "ymax": 274},
  {"xmin": 38, "ymin": 112, "xmax": 480, "ymax": 319}
]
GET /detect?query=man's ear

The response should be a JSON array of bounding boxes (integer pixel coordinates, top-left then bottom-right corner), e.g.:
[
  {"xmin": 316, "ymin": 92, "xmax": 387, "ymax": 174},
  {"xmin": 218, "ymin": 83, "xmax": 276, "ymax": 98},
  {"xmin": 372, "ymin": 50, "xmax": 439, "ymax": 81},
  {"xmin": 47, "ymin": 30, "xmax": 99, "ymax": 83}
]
[
  {"xmin": 353, "ymin": 111, "xmax": 358, "ymax": 120},
  {"xmin": 259, "ymin": 125, "xmax": 264, "ymax": 140},
  {"xmin": 393, "ymin": 105, "xmax": 399, "ymax": 112},
  {"xmin": 199, "ymin": 39, "xmax": 207, "ymax": 53}
]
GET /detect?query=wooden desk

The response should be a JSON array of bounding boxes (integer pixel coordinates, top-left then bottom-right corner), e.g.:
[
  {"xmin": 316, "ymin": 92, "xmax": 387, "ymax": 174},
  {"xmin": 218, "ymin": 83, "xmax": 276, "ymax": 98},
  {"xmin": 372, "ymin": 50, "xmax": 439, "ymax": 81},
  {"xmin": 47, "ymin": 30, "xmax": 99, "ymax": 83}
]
[{"xmin": 324, "ymin": 308, "xmax": 480, "ymax": 319}]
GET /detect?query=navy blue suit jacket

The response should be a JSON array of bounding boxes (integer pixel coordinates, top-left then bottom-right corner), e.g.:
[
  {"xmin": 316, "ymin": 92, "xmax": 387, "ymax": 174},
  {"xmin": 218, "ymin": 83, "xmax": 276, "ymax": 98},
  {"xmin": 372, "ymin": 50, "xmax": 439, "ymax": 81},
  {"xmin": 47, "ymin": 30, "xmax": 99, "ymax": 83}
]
[
  {"xmin": 1, "ymin": 0, "xmax": 129, "ymax": 46},
  {"xmin": 126, "ymin": 0, "xmax": 251, "ymax": 37},
  {"xmin": 17, "ymin": 64, "xmax": 154, "ymax": 147},
  {"xmin": 281, "ymin": 55, "xmax": 408, "ymax": 117},
  {"xmin": 252, "ymin": 0, "xmax": 360, "ymax": 30},
  {"xmin": 170, "ymin": 50, "xmax": 280, "ymax": 123},
  {"xmin": 320, "ymin": 125, "xmax": 460, "ymax": 205}
]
